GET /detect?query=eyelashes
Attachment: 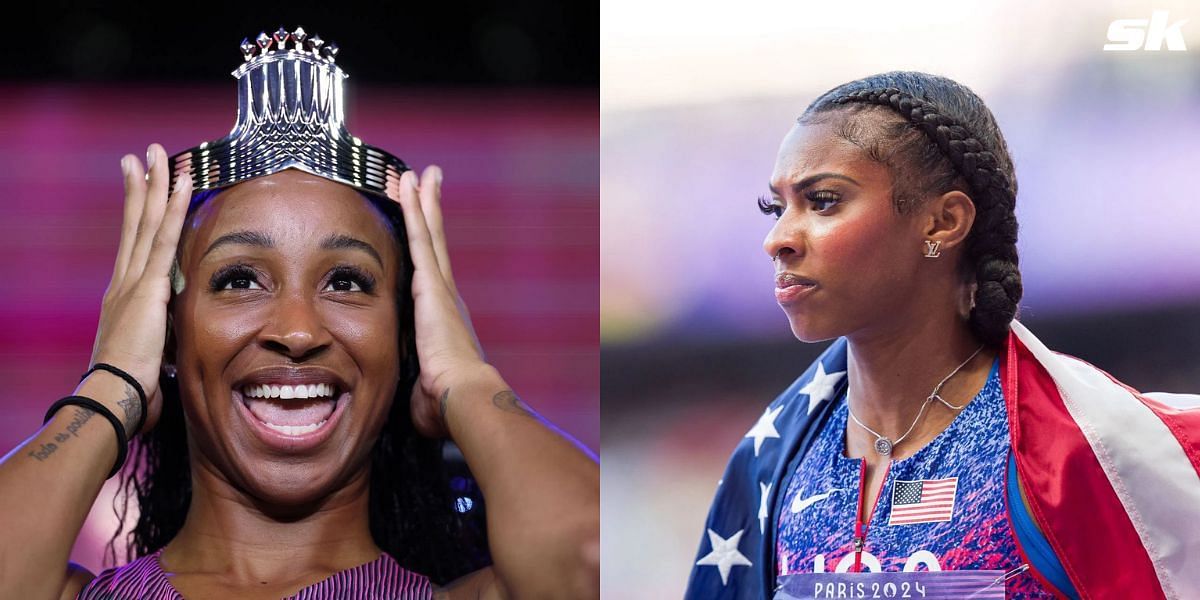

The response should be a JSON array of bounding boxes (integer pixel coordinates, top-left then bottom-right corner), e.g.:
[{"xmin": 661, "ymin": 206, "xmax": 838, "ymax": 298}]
[
  {"xmin": 807, "ymin": 191, "xmax": 840, "ymax": 212},
  {"xmin": 327, "ymin": 265, "xmax": 377, "ymax": 293},
  {"xmin": 756, "ymin": 191, "xmax": 842, "ymax": 219},
  {"xmin": 757, "ymin": 196, "xmax": 783, "ymax": 218},
  {"xmin": 209, "ymin": 263, "xmax": 259, "ymax": 291},
  {"xmin": 208, "ymin": 262, "xmax": 377, "ymax": 294}
]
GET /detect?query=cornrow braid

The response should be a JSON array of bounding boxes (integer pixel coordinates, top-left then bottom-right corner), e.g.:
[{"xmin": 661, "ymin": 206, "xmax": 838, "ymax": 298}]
[{"xmin": 802, "ymin": 73, "xmax": 1021, "ymax": 345}]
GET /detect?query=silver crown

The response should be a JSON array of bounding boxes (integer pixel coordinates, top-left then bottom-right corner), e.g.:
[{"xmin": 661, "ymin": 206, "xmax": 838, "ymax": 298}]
[{"xmin": 169, "ymin": 26, "xmax": 408, "ymax": 200}]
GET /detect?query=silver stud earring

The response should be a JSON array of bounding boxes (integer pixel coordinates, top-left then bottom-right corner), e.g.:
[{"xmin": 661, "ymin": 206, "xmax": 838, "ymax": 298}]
[
  {"xmin": 924, "ymin": 240, "xmax": 942, "ymax": 258},
  {"xmin": 164, "ymin": 364, "xmax": 177, "ymax": 379}
]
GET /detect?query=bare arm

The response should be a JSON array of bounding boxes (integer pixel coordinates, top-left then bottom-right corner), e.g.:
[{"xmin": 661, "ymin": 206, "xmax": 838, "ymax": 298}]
[
  {"xmin": 0, "ymin": 374, "xmax": 131, "ymax": 598},
  {"xmin": 393, "ymin": 167, "xmax": 599, "ymax": 600},
  {"xmin": 435, "ymin": 372, "xmax": 599, "ymax": 600},
  {"xmin": 0, "ymin": 144, "xmax": 191, "ymax": 598}
]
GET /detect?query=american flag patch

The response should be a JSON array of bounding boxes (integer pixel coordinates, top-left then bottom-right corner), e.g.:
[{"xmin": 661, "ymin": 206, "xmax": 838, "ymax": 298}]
[{"xmin": 888, "ymin": 477, "xmax": 958, "ymax": 526}]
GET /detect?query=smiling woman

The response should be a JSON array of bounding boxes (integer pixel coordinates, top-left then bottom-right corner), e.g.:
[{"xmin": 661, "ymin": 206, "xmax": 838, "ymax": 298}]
[{"xmin": 0, "ymin": 27, "xmax": 598, "ymax": 600}]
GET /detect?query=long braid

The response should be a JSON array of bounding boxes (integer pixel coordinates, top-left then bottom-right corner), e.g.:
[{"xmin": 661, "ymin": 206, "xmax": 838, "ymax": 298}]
[{"xmin": 802, "ymin": 74, "xmax": 1022, "ymax": 345}]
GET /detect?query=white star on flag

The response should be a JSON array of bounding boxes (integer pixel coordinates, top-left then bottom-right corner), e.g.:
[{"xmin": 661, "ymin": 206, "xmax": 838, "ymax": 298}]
[
  {"xmin": 799, "ymin": 362, "xmax": 846, "ymax": 414},
  {"xmin": 758, "ymin": 481, "xmax": 772, "ymax": 534},
  {"xmin": 696, "ymin": 528, "xmax": 753, "ymax": 585},
  {"xmin": 744, "ymin": 405, "xmax": 783, "ymax": 456}
]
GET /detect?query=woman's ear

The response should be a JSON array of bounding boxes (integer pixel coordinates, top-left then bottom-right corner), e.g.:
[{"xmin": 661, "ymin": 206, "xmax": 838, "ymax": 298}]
[{"xmin": 922, "ymin": 190, "xmax": 976, "ymax": 251}]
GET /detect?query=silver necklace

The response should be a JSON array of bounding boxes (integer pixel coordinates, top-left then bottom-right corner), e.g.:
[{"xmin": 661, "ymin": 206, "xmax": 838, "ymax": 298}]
[{"xmin": 847, "ymin": 345, "xmax": 984, "ymax": 456}]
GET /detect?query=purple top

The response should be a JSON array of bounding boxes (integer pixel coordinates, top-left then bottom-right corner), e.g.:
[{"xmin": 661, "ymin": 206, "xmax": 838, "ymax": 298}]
[{"xmin": 77, "ymin": 548, "xmax": 432, "ymax": 599}]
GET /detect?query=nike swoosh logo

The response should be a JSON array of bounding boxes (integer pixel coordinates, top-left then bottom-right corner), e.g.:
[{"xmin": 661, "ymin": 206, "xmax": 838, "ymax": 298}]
[{"xmin": 791, "ymin": 488, "xmax": 843, "ymax": 513}]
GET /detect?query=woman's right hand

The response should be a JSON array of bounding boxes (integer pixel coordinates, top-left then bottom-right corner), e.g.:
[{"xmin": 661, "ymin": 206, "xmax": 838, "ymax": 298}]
[{"xmin": 86, "ymin": 143, "xmax": 192, "ymax": 436}]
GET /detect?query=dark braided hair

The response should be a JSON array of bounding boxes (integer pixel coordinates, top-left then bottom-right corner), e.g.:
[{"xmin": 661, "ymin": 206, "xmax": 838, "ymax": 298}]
[
  {"xmin": 104, "ymin": 187, "xmax": 490, "ymax": 585},
  {"xmin": 798, "ymin": 71, "xmax": 1021, "ymax": 345}
]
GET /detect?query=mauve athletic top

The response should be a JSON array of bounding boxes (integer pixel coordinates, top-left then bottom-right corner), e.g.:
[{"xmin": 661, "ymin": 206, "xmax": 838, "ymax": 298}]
[{"xmin": 76, "ymin": 547, "xmax": 432, "ymax": 599}]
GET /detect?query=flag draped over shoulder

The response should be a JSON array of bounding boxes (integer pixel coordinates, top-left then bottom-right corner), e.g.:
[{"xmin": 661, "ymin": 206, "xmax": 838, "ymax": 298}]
[{"xmin": 684, "ymin": 321, "xmax": 1200, "ymax": 599}]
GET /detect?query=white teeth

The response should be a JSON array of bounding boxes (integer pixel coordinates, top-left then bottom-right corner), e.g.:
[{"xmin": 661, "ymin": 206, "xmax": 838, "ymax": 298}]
[
  {"xmin": 241, "ymin": 383, "xmax": 338, "ymax": 399},
  {"xmin": 261, "ymin": 419, "xmax": 328, "ymax": 435}
]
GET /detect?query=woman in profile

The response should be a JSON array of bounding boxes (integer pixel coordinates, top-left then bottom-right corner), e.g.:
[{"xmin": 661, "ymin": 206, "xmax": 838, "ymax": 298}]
[
  {"xmin": 684, "ymin": 71, "xmax": 1199, "ymax": 599},
  {"xmin": 0, "ymin": 28, "xmax": 599, "ymax": 600}
]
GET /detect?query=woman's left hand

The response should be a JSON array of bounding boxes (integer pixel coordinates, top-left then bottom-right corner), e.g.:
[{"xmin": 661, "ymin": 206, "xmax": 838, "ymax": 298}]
[{"xmin": 391, "ymin": 166, "xmax": 489, "ymax": 438}]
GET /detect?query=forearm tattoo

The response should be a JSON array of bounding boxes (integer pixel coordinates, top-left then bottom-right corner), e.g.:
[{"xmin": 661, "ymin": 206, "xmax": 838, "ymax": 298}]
[
  {"xmin": 492, "ymin": 390, "xmax": 537, "ymax": 419},
  {"xmin": 438, "ymin": 388, "xmax": 450, "ymax": 422},
  {"xmin": 438, "ymin": 388, "xmax": 539, "ymax": 423},
  {"xmin": 27, "ymin": 407, "xmax": 95, "ymax": 462},
  {"xmin": 116, "ymin": 387, "xmax": 142, "ymax": 435}
]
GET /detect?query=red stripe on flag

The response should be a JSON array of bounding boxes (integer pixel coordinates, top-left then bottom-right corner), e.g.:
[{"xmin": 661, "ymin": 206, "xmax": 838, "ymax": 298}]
[
  {"xmin": 1098, "ymin": 370, "xmax": 1200, "ymax": 483},
  {"xmin": 890, "ymin": 515, "xmax": 953, "ymax": 525},
  {"xmin": 1003, "ymin": 331, "xmax": 1164, "ymax": 598},
  {"xmin": 895, "ymin": 501, "xmax": 955, "ymax": 509},
  {"xmin": 891, "ymin": 508, "xmax": 953, "ymax": 515},
  {"xmin": 920, "ymin": 482, "xmax": 956, "ymax": 489},
  {"xmin": 888, "ymin": 479, "xmax": 956, "ymax": 526}
]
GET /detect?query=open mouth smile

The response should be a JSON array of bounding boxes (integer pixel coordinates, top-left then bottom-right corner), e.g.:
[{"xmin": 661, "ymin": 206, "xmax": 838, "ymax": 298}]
[{"xmin": 232, "ymin": 369, "xmax": 352, "ymax": 451}]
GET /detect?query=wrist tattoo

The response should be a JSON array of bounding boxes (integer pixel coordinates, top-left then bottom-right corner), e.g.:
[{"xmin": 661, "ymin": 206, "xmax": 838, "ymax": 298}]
[
  {"xmin": 115, "ymin": 386, "xmax": 142, "ymax": 434},
  {"xmin": 27, "ymin": 407, "xmax": 95, "ymax": 462},
  {"xmin": 492, "ymin": 390, "xmax": 537, "ymax": 419},
  {"xmin": 438, "ymin": 388, "xmax": 450, "ymax": 422}
]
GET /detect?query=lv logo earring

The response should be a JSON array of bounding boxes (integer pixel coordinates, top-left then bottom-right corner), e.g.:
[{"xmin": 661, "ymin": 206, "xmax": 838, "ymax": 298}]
[{"xmin": 924, "ymin": 240, "xmax": 942, "ymax": 258}]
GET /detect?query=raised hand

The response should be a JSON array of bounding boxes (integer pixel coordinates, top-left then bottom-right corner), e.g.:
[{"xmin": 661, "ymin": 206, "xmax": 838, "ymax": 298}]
[
  {"xmin": 391, "ymin": 167, "xmax": 490, "ymax": 438},
  {"xmin": 87, "ymin": 144, "xmax": 192, "ymax": 435}
]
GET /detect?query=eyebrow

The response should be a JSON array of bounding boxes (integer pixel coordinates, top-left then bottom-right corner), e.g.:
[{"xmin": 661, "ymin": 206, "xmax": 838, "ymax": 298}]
[
  {"xmin": 201, "ymin": 230, "xmax": 384, "ymax": 267},
  {"xmin": 319, "ymin": 234, "xmax": 384, "ymax": 268},
  {"xmin": 768, "ymin": 172, "xmax": 860, "ymax": 196},
  {"xmin": 201, "ymin": 230, "xmax": 273, "ymax": 259}
]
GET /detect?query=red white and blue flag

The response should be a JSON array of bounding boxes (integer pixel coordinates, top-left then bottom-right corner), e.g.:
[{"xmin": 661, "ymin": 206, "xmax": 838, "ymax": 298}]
[
  {"xmin": 887, "ymin": 477, "xmax": 957, "ymax": 526},
  {"xmin": 685, "ymin": 320, "xmax": 1200, "ymax": 599}
]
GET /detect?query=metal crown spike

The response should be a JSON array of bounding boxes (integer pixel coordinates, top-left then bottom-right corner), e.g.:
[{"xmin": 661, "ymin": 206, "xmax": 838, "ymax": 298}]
[
  {"xmin": 255, "ymin": 31, "xmax": 271, "ymax": 49},
  {"xmin": 308, "ymin": 34, "xmax": 324, "ymax": 56},
  {"xmin": 272, "ymin": 26, "xmax": 289, "ymax": 50},
  {"xmin": 323, "ymin": 42, "xmax": 339, "ymax": 60},
  {"xmin": 291, "ymin": 26, "xmax": 308, "ymax": 51},
  {"xmin": 240, "ymin": 37, "xmax": 257, "ymax": 61}
]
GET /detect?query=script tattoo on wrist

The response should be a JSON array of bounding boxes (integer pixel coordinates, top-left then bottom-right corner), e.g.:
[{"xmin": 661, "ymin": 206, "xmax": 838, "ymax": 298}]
[
  {"xmin": 27, "ymin": 407, "xmax": 95, "ymax": 462},
  {"xmin": 116, "ymin": 386, "xmax": 142, "ymax": 435},
  {"xmin": 492, "ymin": 390, "xmax": 537, "ymax": 419}
]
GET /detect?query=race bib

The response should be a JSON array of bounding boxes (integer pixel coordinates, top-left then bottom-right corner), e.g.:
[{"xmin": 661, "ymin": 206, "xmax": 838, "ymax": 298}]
[{"xmin": 774, "ymin": 571, "xmax": 1006, "ymax": 600}]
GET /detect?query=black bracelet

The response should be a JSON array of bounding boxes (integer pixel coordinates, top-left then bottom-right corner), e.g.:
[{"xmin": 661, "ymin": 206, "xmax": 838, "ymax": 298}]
[
  {"xmin": 79, "ymin": 363, "xmax": 147, "ymax": 436},
  {"xmin": 43, "ymin": 395, "xmax": 128, "ymax": 479}
]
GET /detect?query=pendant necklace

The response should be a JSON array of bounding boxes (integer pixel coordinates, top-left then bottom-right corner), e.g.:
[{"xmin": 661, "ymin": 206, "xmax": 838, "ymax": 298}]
[{"xmin": 847, "ymin": 345, "xmax": 984, "ymax": 456}]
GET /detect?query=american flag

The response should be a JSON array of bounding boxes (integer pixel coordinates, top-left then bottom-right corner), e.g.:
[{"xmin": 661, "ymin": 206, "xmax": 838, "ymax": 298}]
[
  {"xmin": 888, "ymin": 477, "xmax": 958, "ymax": 526},
  {"xmin": 685, "ymin": 321, "xmax": 1200, "ymax": 598}
]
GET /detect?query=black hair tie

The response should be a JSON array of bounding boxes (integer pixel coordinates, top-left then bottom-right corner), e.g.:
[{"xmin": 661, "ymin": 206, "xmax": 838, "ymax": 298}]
[
  {"xmin": 43, "ymin": 395, "xmax": 128, "ymax": 479},
  {"xmin": 79, "ymin": 363, "xmax": 147, "ymax": 436}
]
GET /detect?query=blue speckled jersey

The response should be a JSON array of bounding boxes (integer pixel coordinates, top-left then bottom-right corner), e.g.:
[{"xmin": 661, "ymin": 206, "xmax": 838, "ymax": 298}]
[{"xmin": 775, "ymin": 360, "xmax": 1054, "ymax": 597}]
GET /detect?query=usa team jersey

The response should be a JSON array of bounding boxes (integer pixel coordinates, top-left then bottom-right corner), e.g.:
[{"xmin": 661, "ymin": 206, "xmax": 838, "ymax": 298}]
[{"xmin": 775, "ymin": 359, "xmax": 1054, "ymax": 597}]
